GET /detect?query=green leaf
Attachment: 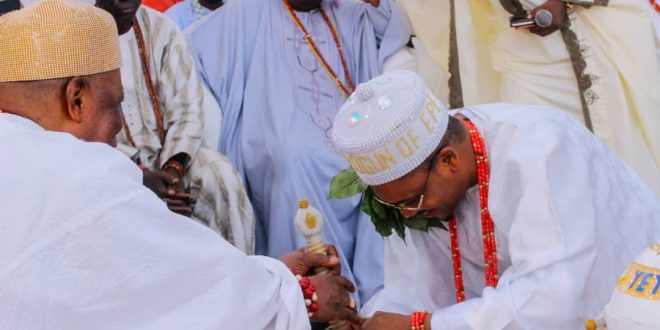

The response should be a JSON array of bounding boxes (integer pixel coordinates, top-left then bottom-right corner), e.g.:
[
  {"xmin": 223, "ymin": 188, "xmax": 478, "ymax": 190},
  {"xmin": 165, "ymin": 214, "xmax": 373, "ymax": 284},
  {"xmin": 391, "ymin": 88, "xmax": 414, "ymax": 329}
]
[
  {"xmin": 392, "ymin": 211, "xmax": 406, "ymax": 241},
  {"xmin": 328, "ymin": 167, "xmax": 368, "ymax": 200},
  {"xmin": 360, "ymin": 190, "xmax": 375, "ymax": 218},
  {"xmin": 362, "ymin": 189, "xmax": 393, "ymax": 237},
  {"xmin": 369, "ymin": 194, "xmax": 388, "ymax": 220},
  {"xmin": 404, "ymin": 215, "xmax": 430, "ymax": 231},
  {"xmin": 427, "ymin": 218, "xmax": 448, "ymax": 231}
]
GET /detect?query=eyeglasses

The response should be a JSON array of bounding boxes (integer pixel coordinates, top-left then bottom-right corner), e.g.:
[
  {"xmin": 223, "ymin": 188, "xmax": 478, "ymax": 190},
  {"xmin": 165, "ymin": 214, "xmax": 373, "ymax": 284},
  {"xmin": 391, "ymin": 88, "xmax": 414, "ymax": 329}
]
[{"xmin": 373, "ymin": 151, "xmax": 438, "ymax": 215}]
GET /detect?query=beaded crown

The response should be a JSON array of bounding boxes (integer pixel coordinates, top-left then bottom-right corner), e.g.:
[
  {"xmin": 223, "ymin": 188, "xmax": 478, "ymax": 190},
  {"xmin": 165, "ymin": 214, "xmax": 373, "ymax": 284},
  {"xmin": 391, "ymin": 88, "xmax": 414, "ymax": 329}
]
[{"xmin": 331, "ymin": 70, "xmax": 449, "ymax": 185}]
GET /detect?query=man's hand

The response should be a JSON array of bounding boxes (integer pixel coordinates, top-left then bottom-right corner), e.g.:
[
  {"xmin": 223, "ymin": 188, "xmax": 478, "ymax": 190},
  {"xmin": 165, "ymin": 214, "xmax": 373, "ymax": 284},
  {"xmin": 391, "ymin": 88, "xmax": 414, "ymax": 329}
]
[
  {"xmin": 362, "ymin": 312, "xmax": 419, "ymax": 330},
  {"xmin": 163, "ymin": 166, "xmax": 186, "ymax": 193},
  {"xmin": 143, "ymin": 170, "xmax": 194, "ymax": 216},
  {"xmin": 525, "ymin": 0, "xmax": 566, "ymax": 37},
  {"xmin": 308, "ymin": 274, "xmax": 359, "ymax": 324},
  {"xmin": 279, "ymin": 245, "xmax": 341, "ymax": 276}
]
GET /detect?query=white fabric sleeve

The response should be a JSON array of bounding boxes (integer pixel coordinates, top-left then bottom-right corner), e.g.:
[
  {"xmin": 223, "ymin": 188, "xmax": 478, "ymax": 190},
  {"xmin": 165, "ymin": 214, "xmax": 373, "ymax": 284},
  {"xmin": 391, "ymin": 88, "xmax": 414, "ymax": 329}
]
[
  {"xmin": 431, "ymin": 122, "xmax": 611, "ymax": 329},
  {"xmin": 0, "ymin": 135, "xmax": 309, "ymax": 330}
]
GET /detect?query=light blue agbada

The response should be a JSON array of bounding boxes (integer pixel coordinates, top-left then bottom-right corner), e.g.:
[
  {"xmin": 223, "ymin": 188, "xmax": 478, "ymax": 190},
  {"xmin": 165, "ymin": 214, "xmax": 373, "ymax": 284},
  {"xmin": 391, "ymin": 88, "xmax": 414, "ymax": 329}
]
[
  {"xmin": 186, "ymin": 0, "xmax": 410, "ymax": 305},
  {"xmin": 164, "ymin": 0, "xmax": 211, "ymax": 31}
]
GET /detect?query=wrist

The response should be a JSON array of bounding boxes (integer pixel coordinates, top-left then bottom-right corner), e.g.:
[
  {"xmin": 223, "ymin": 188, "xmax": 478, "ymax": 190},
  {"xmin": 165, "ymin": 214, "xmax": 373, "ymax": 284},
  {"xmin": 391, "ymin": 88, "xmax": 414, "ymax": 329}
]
[
  {"xmin": 292, "ymin": 271, "xmax": 319, "ymax": 318},
  {"xmin": 411, "ymin": 311, "xmax": 429, "ymax": 330}
]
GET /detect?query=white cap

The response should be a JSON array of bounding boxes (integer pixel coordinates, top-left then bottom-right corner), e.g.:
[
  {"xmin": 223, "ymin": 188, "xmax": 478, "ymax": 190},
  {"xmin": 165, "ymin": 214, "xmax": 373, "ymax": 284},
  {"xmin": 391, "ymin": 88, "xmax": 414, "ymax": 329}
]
[
  {"xmin": 594, "ymin": 243, "xmax": 660, "ymax": 330},
  {"xmin": 331, "ymin": 70, "xmax": 449, "ymax": 185}
]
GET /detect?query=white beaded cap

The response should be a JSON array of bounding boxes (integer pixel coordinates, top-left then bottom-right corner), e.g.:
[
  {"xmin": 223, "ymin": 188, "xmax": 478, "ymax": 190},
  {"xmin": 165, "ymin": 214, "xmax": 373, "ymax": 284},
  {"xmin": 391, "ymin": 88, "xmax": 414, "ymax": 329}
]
[{"xmin": 331, "ymin": 70, "xmax": 448, "ymax": 185}]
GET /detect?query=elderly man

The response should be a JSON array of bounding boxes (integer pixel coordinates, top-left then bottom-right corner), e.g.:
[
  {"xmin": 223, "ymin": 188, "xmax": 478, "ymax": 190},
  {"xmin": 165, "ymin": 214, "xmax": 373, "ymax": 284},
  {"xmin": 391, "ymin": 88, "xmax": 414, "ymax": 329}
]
[
  {"xmin": 187, "ymin": 0, "xmax": 411, "ymax": 307},
  {"xmin": 328, "ymin": 70, "xmax": 659, "ymax": 329},
  {"xmin": 93, "ymin": 0, "xmax": 255, "ymax": 253},
  {"xmin": 0, "ymin": 1, "xmax": 359, "ymax": 328}
]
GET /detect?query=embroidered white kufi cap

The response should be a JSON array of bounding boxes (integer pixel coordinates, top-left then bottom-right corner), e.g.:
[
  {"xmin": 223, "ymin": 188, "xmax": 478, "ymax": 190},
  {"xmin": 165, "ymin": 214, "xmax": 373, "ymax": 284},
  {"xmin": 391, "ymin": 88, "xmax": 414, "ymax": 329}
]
[{"xmin": 331, "ymin": 70, "xmax": 449, "ymax": 185}]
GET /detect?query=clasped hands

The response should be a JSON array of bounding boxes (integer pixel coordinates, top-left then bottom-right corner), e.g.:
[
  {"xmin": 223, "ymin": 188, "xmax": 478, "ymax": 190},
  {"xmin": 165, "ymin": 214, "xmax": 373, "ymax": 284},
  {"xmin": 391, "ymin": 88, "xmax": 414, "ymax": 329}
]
[
  {"xmin": 279, "ymin": 244, "xmax": 362, "ymax": 326},
  {"xmin": 142, "ymin": 161, "xmax": 195, "ymax": 216}
]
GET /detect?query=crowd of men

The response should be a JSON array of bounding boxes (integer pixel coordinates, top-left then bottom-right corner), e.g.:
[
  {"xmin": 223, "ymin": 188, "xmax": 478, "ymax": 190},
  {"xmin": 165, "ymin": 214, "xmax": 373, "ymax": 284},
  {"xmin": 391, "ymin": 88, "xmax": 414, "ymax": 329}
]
[{"xmin": 0, "ymin": 0, "xmax": 659, "ymax": 329}]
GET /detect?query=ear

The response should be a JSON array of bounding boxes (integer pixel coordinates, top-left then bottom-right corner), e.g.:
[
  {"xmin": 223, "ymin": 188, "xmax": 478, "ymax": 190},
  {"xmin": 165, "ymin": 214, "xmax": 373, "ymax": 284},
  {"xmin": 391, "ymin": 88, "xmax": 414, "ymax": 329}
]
[
  {"xmin": 64, "ymin": 76, "xmax": 90, "ymax": 123},
  {"xmin": 436, "ymin": 146, "xmax": 460, "ymax": 172}
]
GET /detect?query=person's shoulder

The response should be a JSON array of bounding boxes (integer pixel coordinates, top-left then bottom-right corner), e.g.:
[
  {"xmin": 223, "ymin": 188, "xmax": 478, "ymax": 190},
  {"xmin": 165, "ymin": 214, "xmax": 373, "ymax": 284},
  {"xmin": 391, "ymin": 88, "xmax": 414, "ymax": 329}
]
[
  {"xmin": 328, "ymin": 0, "xmax": 368, "ymax": 10},
  {"xmin": 164, "ymin": 0, "xmax": 187, "ymax": 16},
  {"xmin": 137, "ymin": 5, "xmax": 183, "ymax": 35},
  {"xmin": 461, "ymin": 103, "xmax": 578, "ymax": 131},
  {"xmin": 327, "ymin": 0, "xmax": 370, "ymax": 16},
  {"xmin": 200, "ymin": 0, "xmax": 265, "ymax": 24},
  {"xmin": 458, "ymin": 103, "xmax": 592, "ymax": 157},
  {"xmin": 0, "ymin": 117, "xmax": 142, "ymax": 190},
  {"xmin": 186, "ymin": 0, "xmax": 265, "ymax": 41},
  {"xmin": 164, "ymin": 1, "xmax": 188, "ymax": 22}
]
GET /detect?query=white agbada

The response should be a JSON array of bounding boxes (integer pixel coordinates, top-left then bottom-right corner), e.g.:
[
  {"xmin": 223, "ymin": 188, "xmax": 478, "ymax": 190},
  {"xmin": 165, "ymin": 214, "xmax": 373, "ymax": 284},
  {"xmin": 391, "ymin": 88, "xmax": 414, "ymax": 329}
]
[
  {"xmin": 0, "ymin": 114, "xmax": 309, "ymax": 330},
  {"xmin": 361, "ymin": 104, "xmax": 660, "ymax": 329}
]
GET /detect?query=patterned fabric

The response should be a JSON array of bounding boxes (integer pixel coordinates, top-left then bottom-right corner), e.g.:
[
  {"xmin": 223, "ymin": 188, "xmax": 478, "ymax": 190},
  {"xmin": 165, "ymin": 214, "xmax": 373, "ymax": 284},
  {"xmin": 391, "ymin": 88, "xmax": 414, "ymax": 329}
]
[
  {"xmin": 0, "ymin": 0, "xmax": 120, "ymax": 82},
  {"xmin": 117, "ymin": 6, "xmax": 255, "ymax": 253}
]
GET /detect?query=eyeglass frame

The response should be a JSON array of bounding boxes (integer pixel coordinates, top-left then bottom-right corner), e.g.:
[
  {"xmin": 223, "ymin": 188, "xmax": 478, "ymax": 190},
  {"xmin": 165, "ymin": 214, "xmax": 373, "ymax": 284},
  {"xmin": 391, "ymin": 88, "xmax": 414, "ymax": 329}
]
[{"xmin": 372, "ymin": 148, "xmax": 441, "ymax": 214}]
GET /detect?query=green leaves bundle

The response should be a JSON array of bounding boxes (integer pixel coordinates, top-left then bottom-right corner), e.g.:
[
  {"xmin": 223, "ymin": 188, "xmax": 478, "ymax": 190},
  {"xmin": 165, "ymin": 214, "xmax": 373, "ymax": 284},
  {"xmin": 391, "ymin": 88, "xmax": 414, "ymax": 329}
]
[{"xmin": 328, "ymin": 167, "xmax": 445, "ymax": 240}]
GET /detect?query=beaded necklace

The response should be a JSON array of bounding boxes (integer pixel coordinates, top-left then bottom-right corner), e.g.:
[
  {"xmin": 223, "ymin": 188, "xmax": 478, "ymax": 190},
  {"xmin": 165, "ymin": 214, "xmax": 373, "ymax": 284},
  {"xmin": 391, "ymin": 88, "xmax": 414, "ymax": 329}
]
[
  {"xmin": 449, "ymin": 118, "xmax": 499, "ymax": 303},
  {"xmin": 651, "ymin": 0, "xmax": 660, "ymax": 13},
  {"xmin": 122, "ymin": 19, "xmax": 166, "ymax": 148},
  {"xmin": 283, "ymin": 0, "xmax": 355, "ymax": 98}
]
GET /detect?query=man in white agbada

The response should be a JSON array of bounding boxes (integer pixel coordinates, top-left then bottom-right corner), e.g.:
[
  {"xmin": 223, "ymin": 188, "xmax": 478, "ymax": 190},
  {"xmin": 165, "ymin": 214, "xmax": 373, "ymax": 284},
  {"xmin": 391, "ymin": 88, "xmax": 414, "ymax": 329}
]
[
  {"xmin": 92, "ymin": 0, "xmax": 256, "ymax": 253},
  {"xmin": 391, "ymin": 0, "xmax": 660, "ymax": 195},
  {"xmin": 0, "ymin": 1, "xmax": 360, "ymax": 328},
  {"xmin": 329, "ymin": 70, "xmax": 660, "ymax": 329}
]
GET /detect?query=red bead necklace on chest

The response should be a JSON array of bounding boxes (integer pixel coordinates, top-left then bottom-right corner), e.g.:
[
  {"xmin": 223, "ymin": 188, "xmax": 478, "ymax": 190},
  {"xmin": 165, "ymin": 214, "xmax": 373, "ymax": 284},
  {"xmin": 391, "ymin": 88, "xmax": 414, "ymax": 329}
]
[
  {"xmin": 449, "ymin": 118, "xmax": 499, "ymax": 303},
  {"xmin": 121, "ymin": 19, "xmax": 166, "ymax": 148},
  {"xmin": 283, "ymin": 0, "xmax": 355, "ymax": 98}
]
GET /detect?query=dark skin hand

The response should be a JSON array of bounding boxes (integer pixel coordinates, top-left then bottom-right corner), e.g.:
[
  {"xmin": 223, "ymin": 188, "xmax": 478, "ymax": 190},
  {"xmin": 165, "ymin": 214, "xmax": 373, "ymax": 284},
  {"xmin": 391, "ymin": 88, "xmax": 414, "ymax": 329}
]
[
  {"xmin": 143, "ymin": 169, "xmax": 194, "ymax": 216},
  {"xmin": 279, "ymin": 244, "xmax": 342, "ymax": 276},
  {"xmin": 279, "ymin": 245, "xmax": 360, "ymax": 325},
  {"xmin": 308, "ymin": 274, "xmax": 359, "ymax": 324},
  {"xmin": 519, "ymin": 0, "xmax": 566, "ymax": 37}
]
